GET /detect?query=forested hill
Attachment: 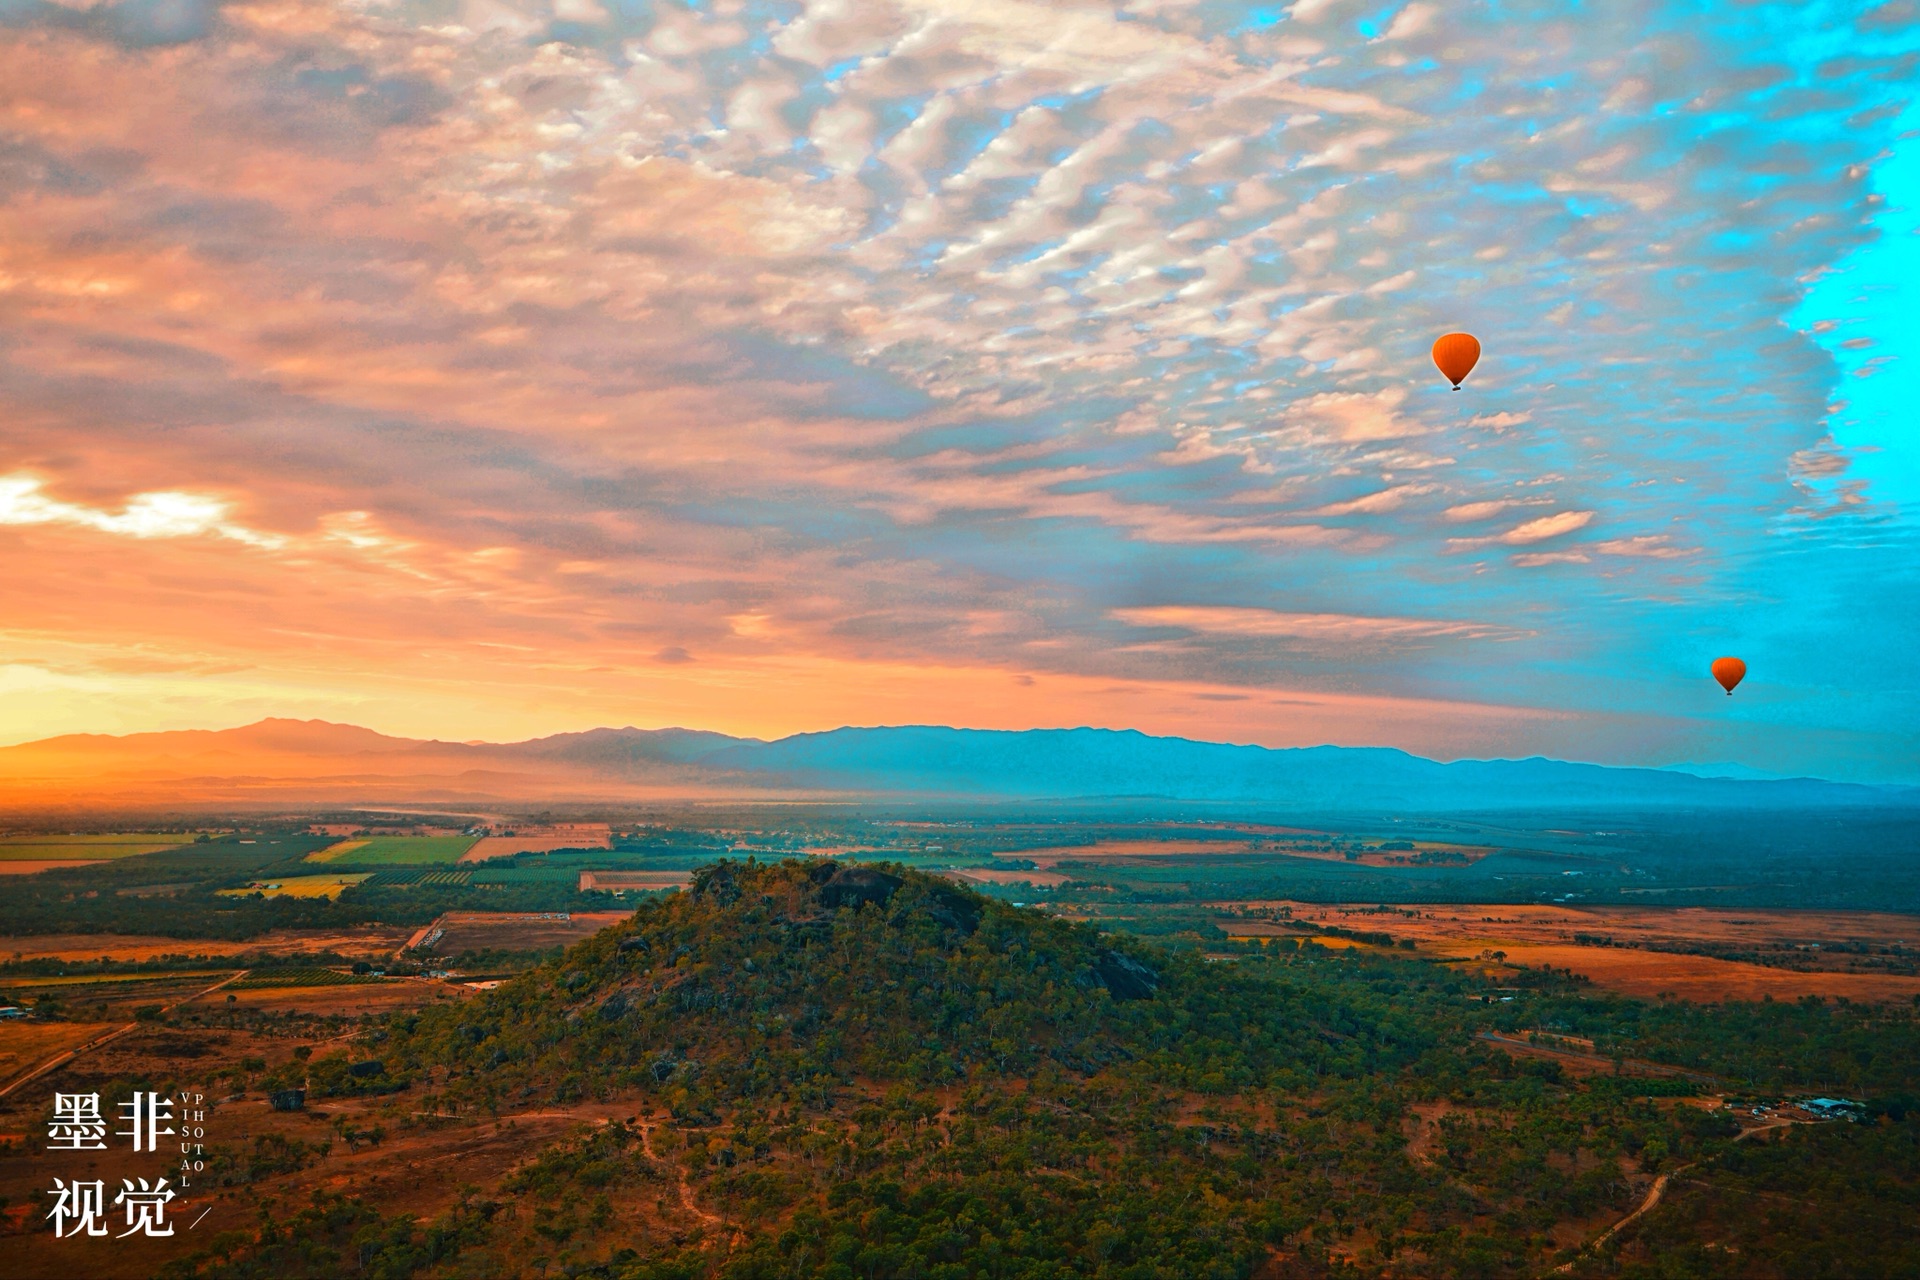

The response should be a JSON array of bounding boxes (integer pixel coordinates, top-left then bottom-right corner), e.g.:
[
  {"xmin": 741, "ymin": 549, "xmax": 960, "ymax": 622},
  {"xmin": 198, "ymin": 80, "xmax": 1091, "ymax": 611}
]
[
  {"xmin": 366, "ymin": 858, "xmax": 1471, "ymax": 1274},
  {"xmin": 382, "ymin": 857, "xmax": 1396, "ymax": 1108}
]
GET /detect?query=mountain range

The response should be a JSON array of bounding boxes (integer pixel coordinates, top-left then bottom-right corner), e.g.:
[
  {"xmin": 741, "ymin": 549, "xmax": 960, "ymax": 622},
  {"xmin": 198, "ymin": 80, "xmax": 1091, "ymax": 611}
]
[{"xmin": 0, "ymin": 718, "xmax": 1907, "ymax": 813}]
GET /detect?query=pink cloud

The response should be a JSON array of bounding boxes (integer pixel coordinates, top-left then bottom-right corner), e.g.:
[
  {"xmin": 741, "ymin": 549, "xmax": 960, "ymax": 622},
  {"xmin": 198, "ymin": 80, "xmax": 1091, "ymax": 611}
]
[{"xmin": 1110, "ymin": 605, "xmax": 1529, "ymax": 643}]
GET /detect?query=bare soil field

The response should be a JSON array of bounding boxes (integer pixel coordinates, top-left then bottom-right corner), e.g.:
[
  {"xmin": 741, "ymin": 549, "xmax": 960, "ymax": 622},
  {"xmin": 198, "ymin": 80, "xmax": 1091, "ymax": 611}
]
[
  {"xmin": 423, "ymin": 909, "xmax": 635, "ymax": 954},
  {"xmin": 578, "ymin": 870, "xmax": 690, "ymax": 891},
  {"xmin": 0, "ymin": 926, "xmax": 416, "ymax": 963},
  {"xmin": 1017, "ymin": 839, "xmax": 1257, "ymax": 864},
  {"xmin": 948, "ymin": 868, "xmax": 1071, "ymax": 887},
  {"xmin": 461, "ymin": 823, "xmax": 611, "ymax": 863},
  {"xmin": 0, "ymin": 860, "xmax": 107, "ymax": 875}
]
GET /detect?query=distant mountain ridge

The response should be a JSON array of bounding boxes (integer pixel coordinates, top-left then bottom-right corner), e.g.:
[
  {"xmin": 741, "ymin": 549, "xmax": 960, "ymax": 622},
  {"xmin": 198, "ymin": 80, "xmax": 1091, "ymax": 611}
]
[
  {"xmin": 0, "ymin": 718, "xmax": 1907, "ymax": 812},
  {"xmin": 691, "ymin": 725, "xmax": 1905, "ymax": 809}
]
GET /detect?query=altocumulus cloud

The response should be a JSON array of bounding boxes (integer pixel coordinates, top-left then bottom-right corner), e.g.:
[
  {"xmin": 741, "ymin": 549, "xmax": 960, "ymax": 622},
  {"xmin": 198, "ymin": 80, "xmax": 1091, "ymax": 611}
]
[{"xmin": 0, "ymin": 0, "xmax": 1915, "ymax": 779}]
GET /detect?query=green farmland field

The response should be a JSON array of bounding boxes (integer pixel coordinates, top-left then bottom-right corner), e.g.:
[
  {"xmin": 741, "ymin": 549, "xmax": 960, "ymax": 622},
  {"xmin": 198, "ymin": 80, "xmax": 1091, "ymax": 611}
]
[
  {"xmin": 0, "ymin": 833, "xmax": 197, "ymax": 861},
  {"xmin": 307, "ymin": 836, "xmax": 477, "ymax": 866}
]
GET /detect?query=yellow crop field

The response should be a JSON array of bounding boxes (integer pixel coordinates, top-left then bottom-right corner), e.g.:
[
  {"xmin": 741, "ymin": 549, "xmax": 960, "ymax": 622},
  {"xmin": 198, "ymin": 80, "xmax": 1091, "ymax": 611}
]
[
  {"xmin": 305, "ymin": 839, "xmax": 370, "ymax": 862},
  {"xmin": 218, "ymin": 874, "xmax": 372, "ymax": 900}
]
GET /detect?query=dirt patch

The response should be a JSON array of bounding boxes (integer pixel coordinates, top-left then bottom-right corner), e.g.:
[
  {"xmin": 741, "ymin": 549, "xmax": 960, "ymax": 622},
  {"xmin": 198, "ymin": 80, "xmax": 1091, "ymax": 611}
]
[
  {"xmin": 1404, "ymin": 1101, "xmax": 1457, "ymax": 1164},
  {"xmin": 947, "ymin": 868, "xmax": 1071, "ymax": 887},
  {"xmin": 420, "ymin": 909, "xmax": 635, "ymax": 955}
]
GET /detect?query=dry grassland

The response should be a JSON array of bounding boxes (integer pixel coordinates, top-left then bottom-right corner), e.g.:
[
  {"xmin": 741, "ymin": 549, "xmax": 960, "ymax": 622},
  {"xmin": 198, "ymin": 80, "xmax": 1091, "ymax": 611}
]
[
  {"xmin": 0, "ymin": 926, "xmax": 417, "ymax": 963},
  {"xmin": 1235, "ymin": 902, "xmax": 1920, "ymax": 1003},
  {"xmin": 0, "ymin": 1021, "xmax": 120, "ymax": 1091},
  {"xmin": 223, "ymin": 982, "xmax": 464, "ymax": 1015}
]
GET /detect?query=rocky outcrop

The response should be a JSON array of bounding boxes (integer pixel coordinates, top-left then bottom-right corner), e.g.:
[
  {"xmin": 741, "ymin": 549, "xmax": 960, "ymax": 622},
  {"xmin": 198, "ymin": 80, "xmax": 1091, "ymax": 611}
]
[
  {"xmin": 1088, "ymin": 950, "xmax": 1159, "ymax": 1001},
  {"xmin": 818, "ymin": 866, "xmax": 903, "ymax": 910}
]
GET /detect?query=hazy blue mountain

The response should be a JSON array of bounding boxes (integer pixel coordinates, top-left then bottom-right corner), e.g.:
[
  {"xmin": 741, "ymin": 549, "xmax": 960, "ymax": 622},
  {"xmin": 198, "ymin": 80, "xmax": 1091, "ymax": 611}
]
[
  {"xmin": 690, "ymin": 725, "xmax": 1906, "ymax": 810},
  {"xmin": 1658, "ymin": 760, "xmax": 1795, "ymax": 782}
]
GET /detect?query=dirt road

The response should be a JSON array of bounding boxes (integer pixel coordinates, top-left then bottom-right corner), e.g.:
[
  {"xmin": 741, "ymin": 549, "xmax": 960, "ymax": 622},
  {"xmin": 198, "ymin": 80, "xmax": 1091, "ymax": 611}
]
[{"xmin": 0, "ymin": 969, "xmax": 249, "ymax": 1099}]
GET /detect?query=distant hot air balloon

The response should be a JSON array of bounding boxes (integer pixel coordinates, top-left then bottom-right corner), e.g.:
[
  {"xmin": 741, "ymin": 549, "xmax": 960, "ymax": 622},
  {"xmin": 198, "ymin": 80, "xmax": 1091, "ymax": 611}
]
[
  {"xmin": 1432, "ymin": 332, "xmax": 1480, "ymax": 390},
  {"xmin": 1711, "ymin": 657, "xmax": 1746, "ymax": 696}
]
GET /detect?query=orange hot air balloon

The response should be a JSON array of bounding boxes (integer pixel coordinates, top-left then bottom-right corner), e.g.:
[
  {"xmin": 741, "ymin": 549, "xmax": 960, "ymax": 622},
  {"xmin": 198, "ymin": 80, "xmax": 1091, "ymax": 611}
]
[
  {"xmin": 1432, "ymin": 332, "xmax": 1480, "ymax": 390},
  {"xmin": 1711, "ymin": 657, "xmax": 1746, "ymax": 696}
]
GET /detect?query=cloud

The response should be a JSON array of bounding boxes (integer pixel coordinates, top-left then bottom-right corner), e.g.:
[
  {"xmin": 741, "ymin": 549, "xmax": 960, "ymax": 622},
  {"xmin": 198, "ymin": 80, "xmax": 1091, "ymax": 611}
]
[
  {"xmin": 0, "ymin": 475, "xmax": 282, "ymax": 547},
  {"xmin": 1444, "ymin": 510, "xmax": 1595, "ymax": 552},
  {"xmin": 1282, "ymin": 389, "xmax": 1422, "ymax": 444},
  {"xmin": 1380, "ymin": 4, "xmax": 1438, "ymax": 40},
  {"xmin": 1500, "ymin": 511, "xmax": 1596, "ymax": 544},
  {"xmin": 1591, "ymin": 536, "xmax": 1692, "ymax": 559},
  {"xmin": 1443, "ymin": 500, "xmax": 1517, "ymax": 522},
  {"xmin": 1312, "ymin": 483, "xmax": 1432, "ymax": 515},
  {"xmin": 1110, "ymin": 606, "xmax": 1528, "ymax": 644}
]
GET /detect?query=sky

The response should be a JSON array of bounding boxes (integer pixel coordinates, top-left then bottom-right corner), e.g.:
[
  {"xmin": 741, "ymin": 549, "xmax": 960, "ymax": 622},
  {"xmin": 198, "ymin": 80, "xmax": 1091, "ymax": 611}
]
[{"xmin": 0, "ymin": 0, "xmax": 1915, "ymax": 781}]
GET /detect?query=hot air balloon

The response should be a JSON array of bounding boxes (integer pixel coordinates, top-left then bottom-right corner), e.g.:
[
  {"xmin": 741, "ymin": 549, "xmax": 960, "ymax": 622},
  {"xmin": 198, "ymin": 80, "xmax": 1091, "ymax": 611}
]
[
  {"xmin": 1432, "ymin": 332, "xmax": 1480, "ymax": 390},
  {"xmin": 1711, "ymin": 657, "xmax": 1746, "ymax": 696}
]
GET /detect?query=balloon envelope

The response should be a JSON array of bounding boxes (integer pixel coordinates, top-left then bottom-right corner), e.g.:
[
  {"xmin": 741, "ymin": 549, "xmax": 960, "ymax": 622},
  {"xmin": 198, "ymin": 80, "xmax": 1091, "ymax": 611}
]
[
  {"xmin": 1711, "ymin": 656, "xmax": 1746, "ymax": 696},
  {"xmin": 1432, "ymin": 332, "xmax": 1480, "ymax": 388}
]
